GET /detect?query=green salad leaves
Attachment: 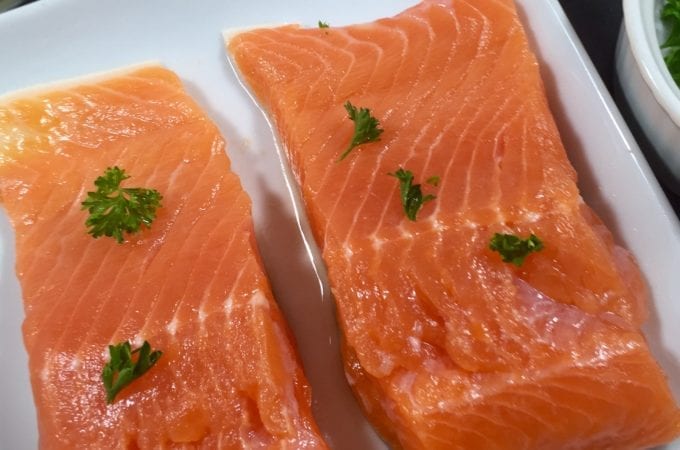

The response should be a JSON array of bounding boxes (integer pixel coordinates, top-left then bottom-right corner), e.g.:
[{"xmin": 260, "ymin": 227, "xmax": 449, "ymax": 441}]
[{"xmin": 661, "ymin": 0, "xmax": 680, "ymax": 85}]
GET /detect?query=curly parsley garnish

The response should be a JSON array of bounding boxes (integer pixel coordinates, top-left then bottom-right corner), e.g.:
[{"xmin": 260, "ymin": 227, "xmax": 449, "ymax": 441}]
[
  {"xmin": 339, "ymin": 101, "xmax": 384, "ymax": 161},
  {"xmin": 102, "ymin": 340, "xmax": 162, "ymax": 404},
  {"xmin": 489, "ymin": 233, "xmax": 543, "ymax": 267},
  {"xmin": 662, "ymin": 0, "xmax": 680, "ymax": 86},
  {"xmin": 389, "ymin": 168, "xmax": 437, "ymax": 221},
  {"xmin": 318, "ymin": 20, "xmax": 329, "ymax": 28},
  {"xmin": 81, "ymin": 166, "xmax": 162, "ymax": 244}
]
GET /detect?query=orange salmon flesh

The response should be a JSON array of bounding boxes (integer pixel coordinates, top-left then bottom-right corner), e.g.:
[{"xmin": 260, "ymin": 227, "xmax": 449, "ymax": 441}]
[
  {"xmin": 0, "ymin": 65, "xmax": 327, "ymax": 449},
  {"xmin": 227, "ymin": 0, "xmax": 680, "ymax": 448}
]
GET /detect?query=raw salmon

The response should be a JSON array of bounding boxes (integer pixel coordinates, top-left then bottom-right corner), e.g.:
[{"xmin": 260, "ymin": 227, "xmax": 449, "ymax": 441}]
[
  {"xmin": 0, "ymin": 65, "xmax": 327, "ymax": 449},
  {"xmin": 227, "ymin": 0, "xmax": 680, "ymax": 448}
]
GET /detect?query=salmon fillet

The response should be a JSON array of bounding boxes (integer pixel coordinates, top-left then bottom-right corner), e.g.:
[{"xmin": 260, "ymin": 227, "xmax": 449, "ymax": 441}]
[
  {"xmin": 0, "ymin": 65, "xmax": 327, "ymax": 449},
  {"xmin": 227, "ymin": 0, "xmax": 680, "ymax": 448}
]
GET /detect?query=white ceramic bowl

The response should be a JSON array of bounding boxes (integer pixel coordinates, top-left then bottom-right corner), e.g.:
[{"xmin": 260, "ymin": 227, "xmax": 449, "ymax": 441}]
[{"xmin": 618, "ymin": 0, "xmax": 680, "ymax": 192}]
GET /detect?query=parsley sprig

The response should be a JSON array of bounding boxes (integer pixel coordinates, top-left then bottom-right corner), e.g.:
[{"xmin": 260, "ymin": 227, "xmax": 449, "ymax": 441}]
[
  {"xmin": 426, "ymin": 175, "xmax": 440, "ymax": 187},
  {"xmin": 318, "ymin": 20, "xmax": 329, "ymax": 28},
  {"xmin": 389, "ymin": 168, "xmax": 437, "ymax": 221},
  {"xmin": 102, "ymin": 340, "xmax": 163, "ymax": 404},
  {"xmin": 661, "ymin": 0, "xmax": 680, "ymax": 86},
  {"xmin": 489, "ymin": 233, "xmax": 543, "ymax": 267},
  {"xmin": 339, "ymin": 101, "xmax": 384, "ymax": 161},
  {"xmin": 81, "ymin": 167, "xmax": 162, "ymax": 244}
]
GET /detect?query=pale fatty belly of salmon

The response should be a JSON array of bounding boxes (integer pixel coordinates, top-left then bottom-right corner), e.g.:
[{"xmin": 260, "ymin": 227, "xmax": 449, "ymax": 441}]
[
  {"xmin": 227, "ymin": 0, "xmax": 680, "ymax": 449},
  {"xmin": 0, "ymin": 65, "xmax": 327, "ymax": 449}
]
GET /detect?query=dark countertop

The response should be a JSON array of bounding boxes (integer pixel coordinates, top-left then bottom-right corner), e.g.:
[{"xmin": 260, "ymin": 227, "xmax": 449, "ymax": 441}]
[
  {"xmin": 559, "ymin": 0, "xmax": 680, "ymax": 216},
  {"xmin": 558, "ymin": 1, "xmax": 623, "ymax": 94}
]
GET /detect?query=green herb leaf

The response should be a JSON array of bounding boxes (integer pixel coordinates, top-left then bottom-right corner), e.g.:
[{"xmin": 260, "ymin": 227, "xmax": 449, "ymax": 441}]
[
  {"xmin": 661, "ymin": 0, "xmax": 680, "ymax": 85},
  {"xmin": 489, "ymin": 233, "xmax": 543, "ymax": 267},
  {"xmin": 389, "ymin": 168, "xmax": 436, "ymax": 221},
  {"xmin": 426, "ymin": 175, "xmax": 441, "ymax": 187},
  {"xmin": 663, "ymin": 0, "xmax": 680, "ymax": 22},
  {"xmin": 81, "ymin": 166, "xmax": 162, "ymax": 244},
  {"xmin": 339, "ymin": 101, "xmax": 384, "ymax": 161},
  {"xmin": 318, "ymin": 20, "xmax": 330, "ymax": 28},
  {"xmin": 102, "ymin": 340, "xmax": 162, "ymax": 404}
]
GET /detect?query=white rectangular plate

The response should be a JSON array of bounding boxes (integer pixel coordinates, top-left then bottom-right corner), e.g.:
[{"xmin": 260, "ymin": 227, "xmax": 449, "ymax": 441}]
[{"xmin": 1, "ymin": 1, "xmax": 679, "ymax": 449}]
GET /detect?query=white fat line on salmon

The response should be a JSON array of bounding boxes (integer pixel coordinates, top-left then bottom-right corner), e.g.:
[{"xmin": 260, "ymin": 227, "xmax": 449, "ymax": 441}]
[
  {"xmin": 524, "ymin": 211, "xmax": 542, "ymax": 222},
  {"xmin": 399, "ymin": 227, "xmax": 415, "ymax": 240},
  {"xmin": 407, "ymin": 336, "xmax": 422, "ymax": 352},
  {"xmin": 209, "ymin": 135, "xmax": 225, "ymax": 156},
  {"xmin": 394, "ymin": 371, "xmax": 417, "ymax": 407},
  {"xmin": 69, "ymin": 356, "xmax": 81, "ymax": 371},
  {"xmin": 248, "ymin": 290, "xmax": 269, "ymax": 309},
  {"xmin": 343, "ymin": 243, "xmax": 354, "ymax": 259},
  {"xmin": 166, "ymin": 316, "xmax": 179, "ymax": 336},
  {"xmin": 2, "ymin": 122, "xmax": 40, "ymax": 146},
  {"xmin": 428, "ymin": 216, "xmax": 448, "ymax": 232},
  {"xmin": 40, "ymin": 366, "xmax": 49, "ymax": 383},
  {"xmin": 370, "ymin": 235, "xmax": 385, "ymax": 252},
  {"xmin": 345, "ymin": 371, "xmax": 356, "ymax": 386},
  {"xmin": 224, "ymin": 296, "xmax": 234, "ymax": 316},
  {"xmin": 431, "ymin": 385, "xmax": 483, "ymax": 411},
  {"xmin": 574, "ymin": 340, "xmax": 643, "ymax": 369},
  {"xmin": 131, "ymin": 334, "xmax": 144, "ymax": 349},
  {"xmin": 463, "ymin": 219, "xmax": 478, "ymax": 229},
  {"xmin": 492, "ymin": 209, "xmax": 545, "ymax": 228},
  {"xmin": 375, "ymin": 350, "xmax": 396, "ymax": 377}
]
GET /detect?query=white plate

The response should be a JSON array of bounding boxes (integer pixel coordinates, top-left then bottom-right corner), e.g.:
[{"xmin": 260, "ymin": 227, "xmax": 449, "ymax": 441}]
[{"xmin": 1, "ymin": 1, "xmax": 679, "ymax": 449}]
